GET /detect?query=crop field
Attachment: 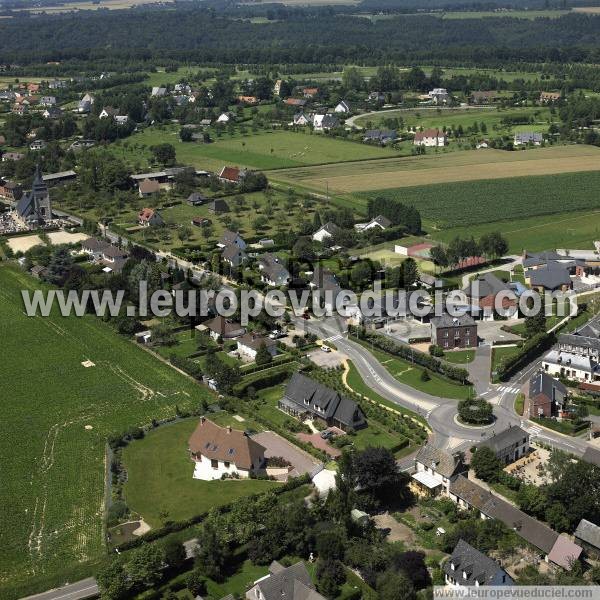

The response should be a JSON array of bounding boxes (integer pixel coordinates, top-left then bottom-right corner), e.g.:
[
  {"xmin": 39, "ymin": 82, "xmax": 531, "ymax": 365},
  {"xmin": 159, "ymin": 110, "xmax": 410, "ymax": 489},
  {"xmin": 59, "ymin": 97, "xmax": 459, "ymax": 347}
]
[
  {"xmin": 114, "ymin": 127, "xmax": 398, "ymax": 172},
  {"xmin": 435, "ymin": 9, "xmax": 569, "ymax": 19},
  {"xmin": 430, "ymin": 209, "xmax": 600, "ymax": 253},
  {"xmin": 360, "ymin": 169, "xmax": 600, "ymax": 229},
  {"xmin": 0, "ymin": 266, "xmax": 210, "ymax": 597},
  {"xmin": 353, "ymin": 106, "xmax": 553, "ymax": 131},
  {"xmin": 16, "ymin": 0, "xmax": 174, "ymax": 13},
  {"xmin": 271, "ymin": 145, "xmax": 600, "ymax": 193}
]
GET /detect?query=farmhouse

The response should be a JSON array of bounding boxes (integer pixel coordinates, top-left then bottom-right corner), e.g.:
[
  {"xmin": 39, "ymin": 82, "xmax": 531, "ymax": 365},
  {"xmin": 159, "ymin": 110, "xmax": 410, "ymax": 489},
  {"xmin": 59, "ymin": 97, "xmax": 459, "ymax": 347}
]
[
  {"xmin": 430, "ymin": 313, "xmax": 477, "ymax": 349},
  {"xmin": 284, "ymin": 98, "xmax": 307, "ymax": 108},
  {"xmin": 292, "ymin": 113, "xmax": 310, "ymax": 126},
  {"xmin": 528, "ymin": 370, "xmax": 567, "ymax": 418},
  {"xmin": 414, "ymin": 128, "xmax": 446, "ymax": 147},
  {"xmin": 477, "ymin": 425, "xmax": 529, "ymax": 465},
  {"xmin": 411, "ymin": 444, "xmax": 467, "ymax": 497},
  {"xmin": 428, "ymin": 88, "xmax": 450, "ymax": 104},
  {"xmin": 280, "ymin": 372, "xmax": 367, "ymax": 432},
  {"xmin": 236, "ymin": 333, "xmax": 278, "ymax": 361},
  {"xmin": 43, "ymin": 106, "xmax": 63, "ymax": 120},
  {"xmin": 444, "ymin": 540, "xmax": 513, "ymax": 587},
  {"xmin": 525, "ymin": 263, "xmax": 572, "ymax": 291},
  {"xmin": 218, "ymin": 166, "xmax": 245, "ymax": 185},
  {"xmin": 151, "ymin": 86, "xmax": 167, "ymax": 97},
  {"xmin": 138, "ymin": 178, "xmax": 161, "ymax": 198},
  {"xmin": 138, "ymin": 207, "xmax": 164, "ymax": 227},
  {"xmin": 188, "ymin": 417, "xmax": 266, "ymax": 481},
  {"xmin": 246, "ymin": 561, "xmax": 325, "ymax": 600},
  {"xmin": 302, "ymin": 87, "xmax": 319, "ymax": 98}
]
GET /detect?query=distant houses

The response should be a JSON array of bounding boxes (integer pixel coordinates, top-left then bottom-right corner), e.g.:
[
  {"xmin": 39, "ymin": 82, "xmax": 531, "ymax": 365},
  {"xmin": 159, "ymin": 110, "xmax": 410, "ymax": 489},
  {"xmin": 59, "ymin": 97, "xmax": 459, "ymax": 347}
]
[{"xmin": 514, "ymin": 132, "xmax": 542, "ymax": 146}]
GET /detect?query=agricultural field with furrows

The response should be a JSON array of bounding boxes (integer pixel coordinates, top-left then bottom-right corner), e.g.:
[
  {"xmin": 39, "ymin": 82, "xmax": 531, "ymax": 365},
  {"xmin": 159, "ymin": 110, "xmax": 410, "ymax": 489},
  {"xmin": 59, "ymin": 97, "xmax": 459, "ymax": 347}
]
[
  {"xmin": 271, "ymin": 145, "xmax": 600, "ymax": 193},
  {"xmin": 0, "ymin": 266, "xmax": 210, "ymax": 597},
  {"xmin": 112, "ymin": 127, "xmax": 399, "ymax": 173},
  {"xmin": 360, "ymin": 169, "xmax": 600, "ymax": 229},
  {"xmin": 430, "ymin": 209, "xmax": 600, "ymax": 253}
]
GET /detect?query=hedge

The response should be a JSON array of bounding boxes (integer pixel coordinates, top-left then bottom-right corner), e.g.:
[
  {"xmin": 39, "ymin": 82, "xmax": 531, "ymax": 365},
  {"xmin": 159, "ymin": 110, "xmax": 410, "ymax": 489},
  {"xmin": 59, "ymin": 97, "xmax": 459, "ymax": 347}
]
[
  {"xmin": 495, "ymin": 331, "xmax": 555, "ymax": 382},
  {"xmin": 349, "ymin": 326, "xmax": 470, "ymax": 384},
  {"xmin": 233, "ymin": 363, "xmax": 298, "ymax": 397}
]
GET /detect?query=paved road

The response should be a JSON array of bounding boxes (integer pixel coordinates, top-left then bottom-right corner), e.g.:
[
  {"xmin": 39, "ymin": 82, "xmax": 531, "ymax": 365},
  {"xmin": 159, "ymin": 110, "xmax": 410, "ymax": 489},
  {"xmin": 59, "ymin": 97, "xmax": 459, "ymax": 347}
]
[{"xmin": 21, "ymin": 578, "xmax": 98, "ymax": 600}]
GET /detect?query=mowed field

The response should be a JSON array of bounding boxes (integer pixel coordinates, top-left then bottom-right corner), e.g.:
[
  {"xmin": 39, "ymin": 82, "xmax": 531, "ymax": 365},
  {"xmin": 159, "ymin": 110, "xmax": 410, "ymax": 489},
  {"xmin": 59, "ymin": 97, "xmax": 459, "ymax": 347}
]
[
  {"xmin": 0, "ymin": 267, "xmax": 210, "ymax": 597},
  {"xmin": 113, "ymin": 127, "xmax": 399, "ymax": 172},
  {"xmin": 271, "ymin": 145, "xmax": 600, "ymax": 193}
]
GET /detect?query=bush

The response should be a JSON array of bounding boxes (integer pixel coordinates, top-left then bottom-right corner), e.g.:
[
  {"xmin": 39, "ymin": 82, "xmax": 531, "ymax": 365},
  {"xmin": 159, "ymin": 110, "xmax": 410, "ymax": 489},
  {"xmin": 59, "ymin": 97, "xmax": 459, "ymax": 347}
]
[{"xmin": 458, "ymin": 398, "xmax": 493, "ymax": 425}]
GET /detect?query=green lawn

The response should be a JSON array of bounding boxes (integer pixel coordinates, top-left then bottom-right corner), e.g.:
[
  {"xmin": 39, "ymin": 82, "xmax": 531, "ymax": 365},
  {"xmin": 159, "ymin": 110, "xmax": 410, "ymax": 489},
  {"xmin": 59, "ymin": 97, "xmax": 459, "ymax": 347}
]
[
  {"xmin": 0, "ymin": 266, "xmax": 212, "ymax": 597},
  {"xmin": 354, "ymin": 106, "xmax": 553, "ymax": 135},
  {"xmin": 122, "ymin": 419, "xmax": 279, "ymax": 527},
  {"xmin": 515, "ymin": 393, "xmax": 525, "ymax": 416},
  {"xmin": 355, "ymin": 341, "xmax": 473, "ymax": 400},
  {"xmin": 442, "ymin": 349, "xmax": 475, "ymax": 364},
  {"xmin": 491, "ymin": 345, "xmax": 521, "ymax": 376},
  {"xmin": 531, "ymin": 417, "xmax": 589, "ymax": 436},
  {"xmin": 116, "ymin": 126, "xmax": 399, "ymax": 172}
]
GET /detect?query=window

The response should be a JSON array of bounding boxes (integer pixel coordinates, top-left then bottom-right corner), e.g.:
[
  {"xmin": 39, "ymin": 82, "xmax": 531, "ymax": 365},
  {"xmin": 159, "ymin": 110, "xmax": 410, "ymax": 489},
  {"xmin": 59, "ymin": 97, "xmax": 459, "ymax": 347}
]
[
  {"xmin": 224, "ymin": 461, "xmax": 230, "ymax": 468},
  {"xmin": 211, "ymin": 459, "xmax": 219, "ymax": 470}
]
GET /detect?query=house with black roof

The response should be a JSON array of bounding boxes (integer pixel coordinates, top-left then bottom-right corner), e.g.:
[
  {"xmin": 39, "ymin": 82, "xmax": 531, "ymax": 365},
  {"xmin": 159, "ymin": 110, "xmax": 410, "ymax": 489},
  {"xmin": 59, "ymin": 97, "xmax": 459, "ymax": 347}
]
[
  {"xmin": 444, "ymin": 539, "xmax": 513, "ymax": 587},
  {"xmin": 477, "ymin": 425, "xmax": 529, "ymax": 465},
  {"xmin": 246, "ymin": 561, "xmax": 325, "ymax": 600},
  {"xmin": 208, "ymin": 198, "xmax": 230, "ymax": 214},
  {"xmin": 528, "ymin": 370, "xmax": 567, "ymax": 418},
  {"xmin": 280, "ymin": 372, "xmax": 366, "ymax": 432}
]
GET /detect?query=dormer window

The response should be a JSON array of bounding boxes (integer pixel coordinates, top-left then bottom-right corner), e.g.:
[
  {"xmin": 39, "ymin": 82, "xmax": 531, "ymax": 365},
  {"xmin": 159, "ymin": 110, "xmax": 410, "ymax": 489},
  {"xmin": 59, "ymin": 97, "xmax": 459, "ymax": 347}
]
[
  {"xmin": 450, "ymin": 562, "xmax": 455, "ymax": 571},
  {"xmin": 462, "ymin": 571, "xmax": 467, "ymax": 580}
]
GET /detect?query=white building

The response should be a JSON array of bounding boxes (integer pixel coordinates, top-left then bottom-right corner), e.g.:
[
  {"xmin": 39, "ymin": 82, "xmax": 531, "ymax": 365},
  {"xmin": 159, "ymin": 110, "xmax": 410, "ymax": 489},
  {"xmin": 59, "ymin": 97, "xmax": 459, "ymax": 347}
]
[
  {"xmin": 236, "ymin": 333, "xmax": 278, "ymax": 361},
  {"xmin": 312, "ymin": 221, "xmax": 340, "ymax": 243},
  {"xmin": 312, "ymin": 113, "xmax": 339, "ymax": 131},
  {"xmin": 188, "ymin": 417, "xmax": 266, "ymax": 481},
  {"xmin": 429, "ymin": 88, "xmax": 450, "ymax": 104},
  {"xmin": 334, "ymin": 100, "xmax": 351, "ymax": 113},
  {"xmin": 414, "ymin": 128, "xmax": 446, "ymax": 147}
]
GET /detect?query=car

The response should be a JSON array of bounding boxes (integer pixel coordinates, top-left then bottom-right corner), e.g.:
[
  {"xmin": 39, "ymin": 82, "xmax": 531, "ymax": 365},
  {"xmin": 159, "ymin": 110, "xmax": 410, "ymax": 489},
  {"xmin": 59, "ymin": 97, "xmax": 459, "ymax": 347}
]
[
  {"xmin": 269, "ymin": 330, "xmax": 286, "ymax": 340},
  {"xmin": 321, "ymin": 345, "xmax": 331, "ymax": 353},
  {"xmin": 320, "ymin": 430, "xmax": 334, "ymax": 440}
]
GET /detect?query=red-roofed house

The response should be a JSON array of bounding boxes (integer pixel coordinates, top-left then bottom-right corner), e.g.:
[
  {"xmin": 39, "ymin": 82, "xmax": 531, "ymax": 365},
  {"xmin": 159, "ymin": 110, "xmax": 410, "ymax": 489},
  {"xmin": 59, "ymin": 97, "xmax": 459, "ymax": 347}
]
[
  {"xmin": 303, "ymin": 87, "xmax": 319, "ymax": 98},
  {"xmin": 138, "ymin": 207, "xmax": 164, "ymax": 227},
  {"xmin": 414, "ymin": 128, "xmax": 446, "ymax": 147},
  {"xmin": 218, "ymin": 166, "xmax": 245, "ymax": 185}
]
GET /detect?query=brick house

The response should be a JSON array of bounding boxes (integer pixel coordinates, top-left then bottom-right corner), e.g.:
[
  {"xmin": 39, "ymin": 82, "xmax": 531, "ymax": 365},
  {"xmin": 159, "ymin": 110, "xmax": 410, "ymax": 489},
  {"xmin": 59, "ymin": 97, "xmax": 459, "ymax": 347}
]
[{"xmin": 430, "ymin": 313, "xmax": 477, "ymax": 349}]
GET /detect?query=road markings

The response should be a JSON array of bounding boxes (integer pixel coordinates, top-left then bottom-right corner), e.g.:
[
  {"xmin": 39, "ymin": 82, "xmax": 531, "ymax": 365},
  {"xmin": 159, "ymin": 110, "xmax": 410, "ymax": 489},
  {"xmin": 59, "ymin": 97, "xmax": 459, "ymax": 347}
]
[
  {"xmin": 323, "ymin": 334, "xmax": 343, "ymax": 342},
  {"xmin": 498, "ymin": 386, "xmax": 520, "ymax": 394}
]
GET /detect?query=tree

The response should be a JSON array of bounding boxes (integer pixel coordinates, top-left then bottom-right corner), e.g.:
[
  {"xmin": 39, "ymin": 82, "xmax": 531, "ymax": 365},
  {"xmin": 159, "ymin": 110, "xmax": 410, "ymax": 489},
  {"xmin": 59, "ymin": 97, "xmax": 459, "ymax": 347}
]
[
  {"xmin": 186, "ymin": 568, "xmax": 207, "ymax": 596},
  {"xmin": 525, "ymin": 312, "xmax": 546, "ymax": 338},
  {"xmin": 402, "ymin": 258, "xmax": 418, "ymax": 288},
  {"xmin": 194, "ymin": 522, "xmax": 232, "ymax": 582},
  {"xmin": 151, "ymin": 322, "xmax": 176, "ymax": 346},
  {"xmin": 376, "ymin": 570, "xmax": 415, "ymax": 600},
  {"xmin": 46, "ymin": 247, "xmax": 74, "ymax": 285},
  {"xmin": 255, "ymin": 341, "xmax": 273, "ymax": 366},
  {"xmin": 390, "ymin": 551, "xmax": 431, "ymax": 591},
  {"xmin": 179, "ymin": 127, "xmax": 193, "ymax": 142},
  {"xmin": 125, "ymin": 543, "xmax": 165, "ymax": 589},
  {"xmin": 163, "ymin": 538, "xmax": 186, "ymax": 570},
  {"xmin": 97, "ymin": 559, "xmax": 131, "ymax": 600},
  {"xmin": 316, "ymin": 558, "xmax": 346, "ymax": 598},
  {"xmin": 150, "ymin": 143, "xmax": 176, "ymax": 166},
  {"xmin": 458, "ymin": 398, "xmax": 493, "ymax": 425},
  {"xmin": 517, "ymin": 483, "xmax": 548, "ymax": 519},
  {"xmin": 471, "ymin": 446, "xmax": 502, "ymax": 482},
  {"xmin": 352, "ymin": 447, "xmax": 409, "ymax": 503}
]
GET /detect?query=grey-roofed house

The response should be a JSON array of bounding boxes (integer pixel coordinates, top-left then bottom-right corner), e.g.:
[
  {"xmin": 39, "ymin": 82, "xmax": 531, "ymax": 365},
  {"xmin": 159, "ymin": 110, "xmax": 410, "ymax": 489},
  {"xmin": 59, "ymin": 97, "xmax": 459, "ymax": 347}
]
[
  {"xmin": 236, "ymin": 333, "xmax": 278, "ymax": 361},
  {"xmin": 222, "ymin": 244, "xmax": 247, "ymax": 268},
  {"xmin": 198, "ymin": 315, "xmax": 245, "ymax": 341},
  {"xmin": 463, "ymin": 272, "xmax": 518, "ymax": 320},
  {"xmin": 444, "ymin": 539, "xmax": 513, "ymax": 587},
  {"xmin": 477, "ymin": 425, "xmax": 529, "ymax": 465},
  {"xmin": 280, "ymin": 372, "xmax": 367, "ymax": 432},
  {"xmin": 257, "ymin": 253, "xmax": 290, "ymax": 287},
  {"xmin": 528, "ymin": 371, "xmax": 567, "ymax": 418},
  {"xmin": 356, "ymin": 214, "xmax": 392, "ymax": 232},
  {"xmin": 514, "ymin": 132, "xmax": 542, "ymax": 146},
  {"xmin": 208, "ymin": 198, "xmax": 230, "ymax": 214},
  {"xmin": 81, "ymin": 237, "xmax": 111, "ymax": 259},
  {"xmin": 217, "ymin": 230, "xmax": 246, "ymax": 250},
  {"xmin": 312, "ymin": 221, "xmax": 341, "ymax": 244},
  {"xmin": 525, "ymin": 263, "xmax": 572, "ymax": 291},
  {"xmin": 412, "ymin": 444, "xmax": 467, "ymax": 496},
  {"xmin": 187, "ymin": 192, "xmax": 206, "ymax": 206},
  {"xmin": 574, "ymin": 519, "xmax": 600, "ymax": 558},
  {"xmin": 431, "ymin": 313, "xmax": 477, "ymax": 349},
  {"xmin": 363, "ymin": 129, "xmax": 397, "ymax": 144},
  {"xmin": 246, "ymin": 561, "xmax": 325, "ymax": 600}
]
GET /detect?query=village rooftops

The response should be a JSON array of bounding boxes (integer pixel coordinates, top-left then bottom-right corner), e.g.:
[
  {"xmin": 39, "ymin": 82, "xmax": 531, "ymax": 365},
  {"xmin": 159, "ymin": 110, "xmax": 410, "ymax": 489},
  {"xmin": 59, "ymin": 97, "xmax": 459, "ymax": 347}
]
[
  {"xmin": 478, "ymin": 425, "xmax": 528, "ymax": 455},
  {"xmin": 526, "ymin": 264, "xmax": 572, "ymax": 290},
  {"xmin": 430, "ymin": 313, "xmax": 475, "ymax": 329},
  {"xmin": 188, "ymin": 417, "xmax": 265, "ymax": 471},
  {"xmin": 415, "ymin": 444, "xmax": 464, "ymax": 479}
]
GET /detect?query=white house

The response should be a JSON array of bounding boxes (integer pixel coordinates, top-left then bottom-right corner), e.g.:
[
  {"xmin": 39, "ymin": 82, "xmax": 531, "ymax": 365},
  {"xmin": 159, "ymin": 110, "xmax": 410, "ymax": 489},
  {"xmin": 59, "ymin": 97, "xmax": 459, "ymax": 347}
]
[
  {"xmin": 151, "ymin": 86, "xmax": 167, "ymax": 97},
  {"xmin": 293, "ymin": 113, "xmax": 310, "ymax": 126},
  {"xmin": 411, "ymin": 444, "xmax": 466, "ymax": 497},
  {"xmin": 429, "ymin": 88, "xmax": 450, "ymax": 104},
  {"xmin": 334, "ymin": 100, "xmax": 351, "ymax": 113},
  {"xmin": 217, "ymin": 112, "xmax": 233, "ymax": 123},
  {"xmin": 312, "ymin": 221, "xmax": 340, "ymax": 243},
  {"xmin": 355, "ymin": 215, "xmax": 391, "ymax": 232},
  {"xmin": 313, "ymin": 113, "xmax": 339, "ymax": 131},
  {"xmin": 414, "ymin": 128, "xmax": 446, "ymax": 147},
  {"xmin": 236, "ymin": 333, "xmax": 278, "ymax": 361},
  {"xmin": 188, "ymin": 417, "xmax": 266, "ymax": 481},
  {"xmin": 114, "ymin": 115, "xmax": 130, "ymax": 126}
]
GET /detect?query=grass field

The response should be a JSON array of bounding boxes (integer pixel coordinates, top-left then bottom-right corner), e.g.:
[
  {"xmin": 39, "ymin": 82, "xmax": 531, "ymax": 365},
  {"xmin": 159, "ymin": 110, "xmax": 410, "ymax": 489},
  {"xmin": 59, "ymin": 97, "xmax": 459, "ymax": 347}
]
[
  {"xmin": 116, "ymin": 126, "xmax": 399, "ymax": 172},
  {"xmin": 0, "ymin": 266, "xmax": 211, "ymax": 596},
  {"xmin": 17, "ymin": 0, "xmax": 174, "ymax": 13},
  {"xmin": 122, "ymin": 419, "xmax": 279, "ymax": 527},
  {"xmin": 360, "ymin": 168, "xmax": 600, "ymax": 229},
  {"xmin": 430, "ymin": 209, "xmax": 600, "ymax": 253},
  {"xmin": 435, "ymin": 9, "xmax": 569, "ymax": 18},
  {"xmin": 271, "ymin": 145, "xmax": 600, "ymax": 194},
  {"xmin": 353, "ymin": 106, "xmax": 552, "ymax": 131}
]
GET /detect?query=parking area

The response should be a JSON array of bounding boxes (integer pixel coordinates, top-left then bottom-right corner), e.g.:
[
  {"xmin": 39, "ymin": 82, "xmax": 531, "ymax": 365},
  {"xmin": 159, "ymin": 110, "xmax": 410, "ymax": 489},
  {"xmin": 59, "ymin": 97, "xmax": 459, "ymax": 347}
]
[
  {"xmin": 307, "ymin": 346, "xmax": 347, "ymax": 368},
  {"xmin": 252, "ymin": 431, "xmax": 321, "ymax": 478}
]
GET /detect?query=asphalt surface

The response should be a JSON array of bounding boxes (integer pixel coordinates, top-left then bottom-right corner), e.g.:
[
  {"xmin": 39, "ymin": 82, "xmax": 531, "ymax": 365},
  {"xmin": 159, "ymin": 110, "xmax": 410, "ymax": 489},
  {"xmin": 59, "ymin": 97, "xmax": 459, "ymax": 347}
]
[{"xmin": 21, "ymin": 578, "xmax": 98, "ymax": 600}]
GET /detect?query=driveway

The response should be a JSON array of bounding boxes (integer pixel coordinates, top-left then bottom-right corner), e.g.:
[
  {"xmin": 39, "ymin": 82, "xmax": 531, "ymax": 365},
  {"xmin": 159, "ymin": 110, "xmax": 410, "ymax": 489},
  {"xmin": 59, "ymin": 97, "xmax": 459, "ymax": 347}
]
[
  {"xmin": 477, "ymin": 319, "xmax": 523, "ymax": 344},
  {"xmin": 308, "ymin": 347, "xmax": 347, "ymax": 368},
  {"xmin": 297, "ymin": 432, "xmax": 342, "ymax": 458},
  {"xmin": 252, "ymin": 431, "xmax": 320, "ymax": 477}
]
